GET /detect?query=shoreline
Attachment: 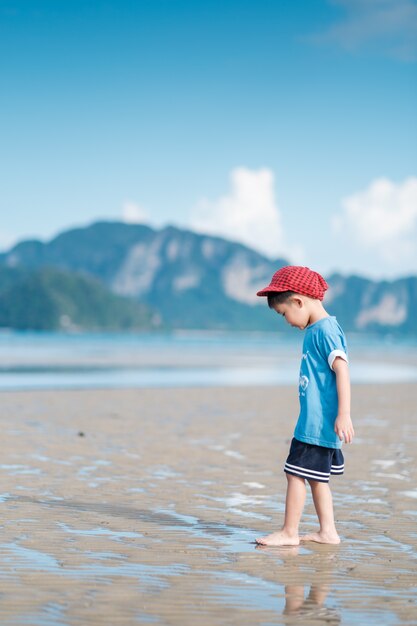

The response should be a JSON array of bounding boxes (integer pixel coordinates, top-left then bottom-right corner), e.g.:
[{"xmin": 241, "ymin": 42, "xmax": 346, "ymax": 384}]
[{"xmin": 1, "ymin": 360, "xmax": 417, "ymax": 392}]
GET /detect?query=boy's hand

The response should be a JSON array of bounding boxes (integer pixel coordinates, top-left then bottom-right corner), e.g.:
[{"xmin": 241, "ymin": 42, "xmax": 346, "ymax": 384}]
[{"xmin": 334, "ymin": 414, "xmax": 354, "ymax": 443}]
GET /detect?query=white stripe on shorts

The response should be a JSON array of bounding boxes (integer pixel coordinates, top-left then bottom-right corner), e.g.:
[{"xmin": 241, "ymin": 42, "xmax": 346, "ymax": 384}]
[
  {"xmin": 284, "ymin": 462, "xmax": 330, "ymax": 481},
  {"xmin": 284, "ymin": 467, "xmax": 330, "ymax": 481},
  {"xmin": 285, "ymin": 462, "xmax": 330, "ymax": 476},
  {"xmin": 331, "ymin": 463, "xmax": 344, "ymax": 474}
]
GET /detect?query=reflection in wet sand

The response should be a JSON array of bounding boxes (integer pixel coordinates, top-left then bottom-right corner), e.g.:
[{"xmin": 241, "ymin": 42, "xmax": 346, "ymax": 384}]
[
  {"xmin": 255, "ymin": 545, "xmax": 341, "ymax": 624},
  {"xmin": 284, "ymin": 584, "xmax": 341, "ymax": 625}
]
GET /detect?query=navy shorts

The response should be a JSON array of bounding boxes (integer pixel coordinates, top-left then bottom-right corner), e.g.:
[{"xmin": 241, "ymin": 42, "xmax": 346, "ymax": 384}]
[{"xmin": 284, "ymin": 438, "xmax": 344, "ymax": 483}]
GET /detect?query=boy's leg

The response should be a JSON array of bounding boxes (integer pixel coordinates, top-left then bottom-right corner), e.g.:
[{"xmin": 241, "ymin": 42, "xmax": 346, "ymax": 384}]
[
  {"xmin": 256, "ymin": 474, "xmax": 306, "ymax": 546},
  {"xmin": 301, "ymin": 480, "xmax": 340, "ymax": 544}
]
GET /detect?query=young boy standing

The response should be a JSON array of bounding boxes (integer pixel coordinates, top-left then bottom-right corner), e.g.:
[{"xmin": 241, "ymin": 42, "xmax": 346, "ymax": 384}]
[{"xmin": 255, "ymin": 266, "xmax": 354, "ymax": 546}]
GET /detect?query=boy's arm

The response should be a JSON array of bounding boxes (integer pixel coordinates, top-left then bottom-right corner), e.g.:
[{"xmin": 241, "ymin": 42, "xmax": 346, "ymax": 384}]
[{"xmin": 332, "ymin": 357, "xmax": 354, "ymax": 443}]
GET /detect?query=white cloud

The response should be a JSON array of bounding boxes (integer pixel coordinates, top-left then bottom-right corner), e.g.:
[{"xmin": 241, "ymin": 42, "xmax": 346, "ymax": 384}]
[
  {"xmin": 0, "ymin": 230, "xmax": 18, "ymax": 252},
  {"xmin": 121, "ymin": 200, "xmax": 149, "ymax": 224},
  {"xmin": 189, "ymin": 167, "xmax": 289, "ymax": 259},
  {"xmin": 309, "ymin": 0, "xmax": 417, "ymax": 61},
  {"xmin": 333, "ymin": 176, "xmax": 417, "ymax": 270}
]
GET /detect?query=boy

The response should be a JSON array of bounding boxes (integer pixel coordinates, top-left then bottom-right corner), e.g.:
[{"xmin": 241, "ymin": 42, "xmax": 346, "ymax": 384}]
[{"xmin": 255, "ymin": 266, "xmax": 354, "ymax": 546}]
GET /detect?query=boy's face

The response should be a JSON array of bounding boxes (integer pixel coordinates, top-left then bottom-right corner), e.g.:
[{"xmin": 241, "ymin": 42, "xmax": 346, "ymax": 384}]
[{"xmin": 272, "ymin": 297, "xmax": 310, "ymax": 330}]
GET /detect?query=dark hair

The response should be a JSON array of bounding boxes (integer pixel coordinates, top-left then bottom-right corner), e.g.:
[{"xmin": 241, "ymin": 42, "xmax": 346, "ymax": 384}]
[{"xmin": 267, "ymin": 291, "xmax": 297, "ymax": 309}]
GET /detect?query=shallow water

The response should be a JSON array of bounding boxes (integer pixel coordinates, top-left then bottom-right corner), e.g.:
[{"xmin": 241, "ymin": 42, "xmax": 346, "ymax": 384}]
[{"xmin": 1, "ymin": 331, "xmax": 417, "ymax": 390}]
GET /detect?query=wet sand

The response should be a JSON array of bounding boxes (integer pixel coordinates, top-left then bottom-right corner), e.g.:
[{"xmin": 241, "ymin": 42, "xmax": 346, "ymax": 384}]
[{"xmin": 0, "ymin": 384, "xmax": 416, "ymax": 625}]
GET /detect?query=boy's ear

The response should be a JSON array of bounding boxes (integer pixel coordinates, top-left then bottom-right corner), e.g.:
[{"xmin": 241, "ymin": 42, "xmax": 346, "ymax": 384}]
[{"xmin": 291, "ymin": 296, "xmax": 304, "ymax": 308}]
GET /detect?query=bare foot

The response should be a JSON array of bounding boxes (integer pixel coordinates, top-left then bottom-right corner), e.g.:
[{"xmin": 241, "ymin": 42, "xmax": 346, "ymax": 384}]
[
  {"xmin": 301, "ymin": 531, "xmax": 340, "ymax": 545},
  {"xmin": 255, "ymin": 531, "xmax": 299, "ymax": 546}
]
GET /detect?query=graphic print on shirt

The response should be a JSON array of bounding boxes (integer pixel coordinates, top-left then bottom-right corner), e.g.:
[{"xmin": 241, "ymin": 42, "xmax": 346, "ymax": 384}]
[
  {"xmin": 299, "ymin": 351, "xmax": 310, "ymax": 396},
  {"xmin": 299, "ymin": 375, "xmax": 309, "ymax": 395}
]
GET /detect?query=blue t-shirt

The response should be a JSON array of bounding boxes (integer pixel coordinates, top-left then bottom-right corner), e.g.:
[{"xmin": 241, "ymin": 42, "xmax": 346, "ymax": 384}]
[{"xmin": 294, "ymin": 316, "xmax": 348, "ymax": 449}]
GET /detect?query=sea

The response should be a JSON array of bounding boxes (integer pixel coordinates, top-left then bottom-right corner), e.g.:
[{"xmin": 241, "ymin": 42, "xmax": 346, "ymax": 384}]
[{"xmin": 0, "ymin": 330, "xmax": 416, "ymax": 391}]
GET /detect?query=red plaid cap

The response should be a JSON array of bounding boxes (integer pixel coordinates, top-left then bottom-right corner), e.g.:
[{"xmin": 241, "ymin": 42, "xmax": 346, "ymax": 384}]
[{"xmin": 256, "ymin": 266, "xmax": 328, "ymax": 300}]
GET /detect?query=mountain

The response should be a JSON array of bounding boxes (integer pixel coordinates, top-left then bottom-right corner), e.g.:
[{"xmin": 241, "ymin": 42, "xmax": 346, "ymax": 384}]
[
  {"xmin": 325, "ymin": 273, "xmax": 417, "ymax": 335},
  {"xmin": 0, "ymin": 222, "xmax": 286, "ymax": 330},
  {"xmin": 0, "ymin": 266, "xmax": 156, "ymax": 331},
  {"xmin": 0, "ymin": 221, "xmax": 416, "ymax": 334}
]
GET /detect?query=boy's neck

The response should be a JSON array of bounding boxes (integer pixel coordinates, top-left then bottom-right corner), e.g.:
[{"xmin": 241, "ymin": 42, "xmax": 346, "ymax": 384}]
[{"xmin": 307, "ymin": 301, "xmax": 330, "ymax": 327}]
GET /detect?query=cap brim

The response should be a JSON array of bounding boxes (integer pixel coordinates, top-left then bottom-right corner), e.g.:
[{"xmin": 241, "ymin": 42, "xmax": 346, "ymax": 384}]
[{"xmin": 256, "ymin": 286, "xmax": 285, "ymax": 297}]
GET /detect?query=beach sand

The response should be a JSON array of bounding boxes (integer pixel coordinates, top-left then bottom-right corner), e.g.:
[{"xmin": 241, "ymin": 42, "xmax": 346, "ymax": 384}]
[{"xmin": 0, "ymin": 383, "xmax": 416, "ymax": 625}]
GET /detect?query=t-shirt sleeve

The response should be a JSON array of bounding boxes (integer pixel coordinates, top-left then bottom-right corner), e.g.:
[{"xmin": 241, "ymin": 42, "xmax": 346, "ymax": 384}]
[{"xmin": 317, "ymin": 326, "xmax": 348, "ymax": 371}]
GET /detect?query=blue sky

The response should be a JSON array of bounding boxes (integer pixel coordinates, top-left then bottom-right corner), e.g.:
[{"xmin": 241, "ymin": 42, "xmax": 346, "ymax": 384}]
[{"xmin": 1, "ymin": 0, "xmax": 416, "ymax": 278}]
